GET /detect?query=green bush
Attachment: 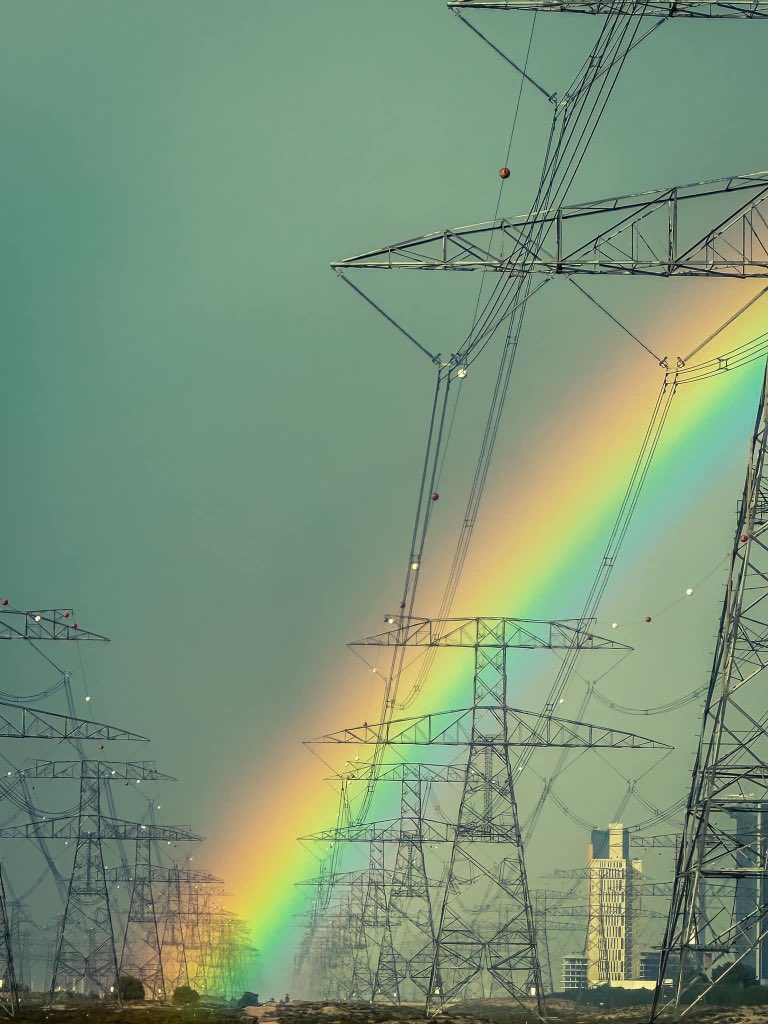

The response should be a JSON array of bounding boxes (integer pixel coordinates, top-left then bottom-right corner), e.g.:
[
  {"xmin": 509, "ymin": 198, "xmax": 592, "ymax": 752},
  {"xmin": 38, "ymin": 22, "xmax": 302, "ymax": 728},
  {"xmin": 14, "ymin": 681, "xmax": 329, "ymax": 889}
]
[
  {"xmin": 117, "ymin": 975, "xmax": 145, "ymax": 1001},
  {"xmin": 172, "ymin": 985, "xmax": 200, "ymax": 1006}
]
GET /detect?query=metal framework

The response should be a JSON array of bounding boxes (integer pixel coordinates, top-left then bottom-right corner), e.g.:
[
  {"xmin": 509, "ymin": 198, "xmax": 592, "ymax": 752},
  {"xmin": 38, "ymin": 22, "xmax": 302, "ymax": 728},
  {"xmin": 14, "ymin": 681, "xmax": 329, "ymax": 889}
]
[
  {"xmin": 0, "ymin": 700, "xmax": 146, "ymax": 1006},
  {"xmin": 0, "ymin": 609, "xmax": 108, "ymax": 642},
  {"xmin": 332, "ymin": 172, "xmax": 768, "ymax": 279},
  {"xmin": 0, "ymin": 760, "xmax": 199, "ymax": 1002},
  {"xmin": 449, "ymin": 0, "xmax": 768, "ymax": 15},
  {"xmin": 120, "ymin": 839, "xmax": 165, "ymax": 999},
  {"xmin": 117, "ymin": 862, "xmax": 226, "ymax": 1000},
  {"xmin": 0, "ymin": 702, "xmax": 145, "ymax": 742},
  {"xmin": 0, "ymin": 580, "xmax": 257, "ymax": 1000},
  {"xmin": 0, "ymin": 868, "xmax": 19, "ymax": 1017},
  {"xmin": 310, "ymin": 0, "xmax": 768, "ymax": 1012},
  {"xmin": 306, "ymin": 616, "xmax": 667, "ymax": 1017},
  {"xmin": 650, "ymin": 364, "xmax": 768, "ymax": 1017}
]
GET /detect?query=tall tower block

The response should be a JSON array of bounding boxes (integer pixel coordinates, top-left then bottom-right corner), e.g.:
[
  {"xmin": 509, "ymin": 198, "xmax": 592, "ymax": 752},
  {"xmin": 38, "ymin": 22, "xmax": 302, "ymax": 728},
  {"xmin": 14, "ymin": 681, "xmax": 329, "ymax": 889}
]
[{"xmin": 586, "ymin": 823, "xmax": 641, "ymax": 986}]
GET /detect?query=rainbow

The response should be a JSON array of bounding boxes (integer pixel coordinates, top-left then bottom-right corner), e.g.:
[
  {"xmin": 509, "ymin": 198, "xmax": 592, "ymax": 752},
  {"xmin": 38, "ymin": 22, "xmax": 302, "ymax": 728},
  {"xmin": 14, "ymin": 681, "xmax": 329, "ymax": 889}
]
[{"xmin": 217, "ymin": 292, "xmax": 767, "ymax": 989}]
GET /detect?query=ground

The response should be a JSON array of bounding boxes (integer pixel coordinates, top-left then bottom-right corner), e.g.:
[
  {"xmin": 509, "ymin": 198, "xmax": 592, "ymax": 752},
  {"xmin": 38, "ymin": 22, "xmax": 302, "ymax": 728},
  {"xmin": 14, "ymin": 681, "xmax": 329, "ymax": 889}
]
[{"xmin": 8, "ymin": 998, "xmax": 768, "ymax": 1024}]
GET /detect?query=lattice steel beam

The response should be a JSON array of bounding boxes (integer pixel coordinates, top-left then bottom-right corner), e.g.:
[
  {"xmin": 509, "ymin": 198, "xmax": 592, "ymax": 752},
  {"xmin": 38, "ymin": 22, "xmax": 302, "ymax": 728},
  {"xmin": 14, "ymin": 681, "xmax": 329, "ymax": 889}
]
[
  {"xmin": 631, "ymin": 833, "xmax": 681, "ymax": 848},
  {"xmin": 301, "ymin": 818, "xmax": 454, "ymax": 845},
  {"xmin": 0, "ymin": 818, "xmax": 199, "ymax": 841},
  {"xmin": 20, "ymin": 760, "xmax": 173, "ymax": 782},
  {"xmin": 351, "ymin": 616, "xmax": 630, "ymax": 650},
  {"xmin": 0, "ymin": 609, "xmax": 108, "ymax": 641},
  {"xmin": 309, "ymin": 706, "xmax": 671, "ymax": 749},
  {"xmin": 449, "ymin": 0, "xmax": 768, "ymax": 15},
  {"xmin": 333, "ymin": 171, "xmax": 768, "ymax": 278},
  {"xmin": 107, "ymin": 866, "xmax": 223, "ymax": 885},
  {"xmin": 0, "ymin": 703, "xmax": 145, "ymax": 742}
]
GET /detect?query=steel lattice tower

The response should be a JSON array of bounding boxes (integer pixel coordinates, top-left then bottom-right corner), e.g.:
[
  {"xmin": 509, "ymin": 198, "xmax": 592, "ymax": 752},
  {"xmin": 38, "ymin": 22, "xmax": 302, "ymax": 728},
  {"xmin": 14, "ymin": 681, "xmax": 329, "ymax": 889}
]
[
  {"xmin": 372, "ymin": 768, "xmax": 436, "ymax": 1004},
  {"xmin": 51, "ymin": 761, "xmax": 167, "ymax": 999},
  {"xmin": 307, "ymin": 617, "xmax": 668, "ymax": 1016},
  {"xmin": 649, "ymin": 362, "xmax": 768, "ymax": 1018},
  {"xmin": 0, "ymin": 868, "xmax": 19, "ymax": 1017},
  {"xmin": 114, "ymin": 861, "xmax": 225, "ymax": 999},
  {"xmin": 0, "ymin": 608, "xmax": 120, "ymax": 1009},
  {"xmin": 0, "ymin": 760, "xmax": 199, "ymax": 1001},
  {"xmin": 120, "ymin": 838, "xmax": 165, "ymax": 999},
  {"xmin": 158, "ymin": 865, "xmax": 192, "ymax": 995}
]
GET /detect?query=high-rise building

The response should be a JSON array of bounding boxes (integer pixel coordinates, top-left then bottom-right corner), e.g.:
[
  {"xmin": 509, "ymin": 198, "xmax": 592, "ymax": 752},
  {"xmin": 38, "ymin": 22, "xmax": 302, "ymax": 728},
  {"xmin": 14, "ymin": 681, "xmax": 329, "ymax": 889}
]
[
  {"xmin": 561, "ymin": 954, "xmax": 588, "ymax": 991},
  {"xmin": 586, "ymin": 822, "xmax": 642, "ymax": 986}
]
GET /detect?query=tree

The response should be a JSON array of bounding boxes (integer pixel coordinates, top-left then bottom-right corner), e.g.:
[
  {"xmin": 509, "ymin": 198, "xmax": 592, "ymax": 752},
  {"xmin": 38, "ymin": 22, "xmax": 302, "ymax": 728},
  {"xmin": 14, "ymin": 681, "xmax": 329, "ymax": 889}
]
[
  {"xmin": 118, "ymin": 975, "xmax": 146, "ymax": 1001},
  {"xmin": 172, "ymin": 985, "xmax": 200, "ymax": 1005},
  {"xmin": 712, "ymin": 963, "xmax": 759, "ymax": 988}
]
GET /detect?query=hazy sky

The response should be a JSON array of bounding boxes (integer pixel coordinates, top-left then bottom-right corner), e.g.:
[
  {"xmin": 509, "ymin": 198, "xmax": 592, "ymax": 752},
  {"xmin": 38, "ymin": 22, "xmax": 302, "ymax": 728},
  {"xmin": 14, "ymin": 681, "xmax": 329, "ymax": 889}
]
[{"xmin": 1, "ymin": 0, "xmax": 767, "ymax": 994}]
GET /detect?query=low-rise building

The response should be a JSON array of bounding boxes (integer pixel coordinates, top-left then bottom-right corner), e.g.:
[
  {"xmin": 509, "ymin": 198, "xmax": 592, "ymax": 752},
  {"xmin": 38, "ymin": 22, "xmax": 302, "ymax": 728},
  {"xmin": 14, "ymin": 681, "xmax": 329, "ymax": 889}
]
[{"xmin": 561, "ymin": 954, "xmax": 588, "ymax": 991}]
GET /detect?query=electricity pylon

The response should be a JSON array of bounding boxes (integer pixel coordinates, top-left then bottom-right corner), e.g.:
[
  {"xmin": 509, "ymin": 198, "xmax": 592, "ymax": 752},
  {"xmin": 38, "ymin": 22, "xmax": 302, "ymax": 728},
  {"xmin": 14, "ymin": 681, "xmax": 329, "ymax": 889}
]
[
  {"xmin": 120, "ymin": 838, "xmax": 165, "ymax": 999},
  {"xmin": 153, "ymin": 864, "xmax": 229, "ymax": 996},
  {"xmin": 0, "ymin": 760, "xmax": 199, "ymax": 1001},
  {"xmin": 296, "ymin": 868, "xmax": 389, "ymax": 1000},
  {"xmin": 307, "ymin": 615, "xmax": 668, "ymax": 1017},
  {"xmin": 112, "ymin": 859, "xmax": 227, "ymax": 998},
  {"xmin": 348, "ymin": 840, "xmax": 388, "ymax": 1003},
  {"xmin": 0, "ymin": 867, "xmax": 19, "ymax": 1017},
  {"xmin": 0, "ymin": 700, "xmax": 145, "ymax": 1010},
  {"xmin": 650, "ymin": 362, "xmax": 768, "ymax": 1018},
  {"xmin": 329, "ymin": 762, "xmax": 483, "ymax": 1004}
]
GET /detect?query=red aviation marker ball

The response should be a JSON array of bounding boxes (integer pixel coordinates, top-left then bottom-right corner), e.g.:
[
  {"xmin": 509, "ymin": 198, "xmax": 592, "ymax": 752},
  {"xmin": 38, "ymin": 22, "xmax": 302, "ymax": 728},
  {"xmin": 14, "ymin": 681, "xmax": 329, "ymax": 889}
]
[
  {"xmin": 1, "ymin": 599, "xmax": 7, "ymax": 606},
  {"xmin": 499, "ymin": 167, "xmax": 511, "ymax": 179},
  {"xmin": 431, "ymin": 492, "xmax": 439, "ymax": 501},
  {"xmin": 741, "ymin": 534, "xmax": 749, "ymax": 543}
]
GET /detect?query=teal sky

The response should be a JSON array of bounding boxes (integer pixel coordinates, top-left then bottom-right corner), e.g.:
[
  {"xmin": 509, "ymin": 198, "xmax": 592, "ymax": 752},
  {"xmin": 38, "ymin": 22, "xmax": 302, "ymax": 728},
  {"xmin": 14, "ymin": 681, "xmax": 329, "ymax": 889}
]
[{"xmin": 1, "ymin": 0, "xmax": 768, "ymax": 994}]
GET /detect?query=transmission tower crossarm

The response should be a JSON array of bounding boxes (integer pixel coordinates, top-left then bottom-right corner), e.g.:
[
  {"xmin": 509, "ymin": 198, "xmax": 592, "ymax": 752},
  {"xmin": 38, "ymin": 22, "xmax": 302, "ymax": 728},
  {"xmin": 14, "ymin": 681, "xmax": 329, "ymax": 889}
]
[
  {"xmin": 631, "ymin": 832, "xmax": 680, "ymax": 848},
  {"xmin": 448, "ymin": 0, "xmax": 768, "ymax": 14},
  {"xmin": 330, "ymin": 762, "xmax": 467, "ymax": 785},
  {"xmin": 295, "ymin": 869, "xmax": 392, "ymax": 888},
  {"xmin": 20, "ymin": 760, "xmax": 174, "ymax": 781},
  {"xmin": 0, "ymin": 702, "xmax": 147, "ymax": 741},
  {"xmin": 332, "ymin": 171, "xmax": 768, "ymax": 278},
  {"xmin": 299, "ymin": 818, "xmax": 454, "ymax": 844},
  {"xmin": 0, "ymin": 817, "xmax": 201, "ymax": 841},
  {"xmin": 307, "ymin": 706, "xmax": 670, "ymax": 749},
  {"xmin": 105, "ymin": 865, "xmax": 223, "ymax": 884},
  {"xmin": 350, "ymin": 615, "xmax": 631, "ymax": 650},
  {"xmin": 0, "ymin": 608, "xmax": 108, "ymax": 641}
]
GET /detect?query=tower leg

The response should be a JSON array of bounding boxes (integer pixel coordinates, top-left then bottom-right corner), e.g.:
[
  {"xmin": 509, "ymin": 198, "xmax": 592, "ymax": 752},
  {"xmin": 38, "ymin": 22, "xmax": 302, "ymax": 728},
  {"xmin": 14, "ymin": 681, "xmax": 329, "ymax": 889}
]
[{"xmin": 0, "ymin": 868, "xmax": 19, "ymax": 1016}]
